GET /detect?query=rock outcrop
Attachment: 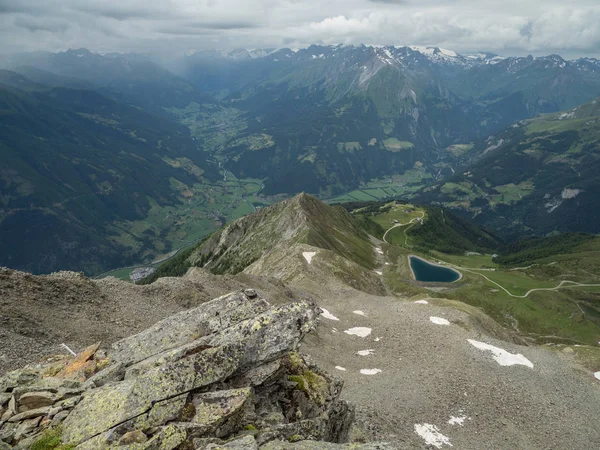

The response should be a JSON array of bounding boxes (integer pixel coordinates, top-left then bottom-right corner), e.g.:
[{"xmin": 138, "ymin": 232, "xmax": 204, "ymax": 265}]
[{"xmin": 0, "ymin": 290, "xmax": 382, "ymax": 449}]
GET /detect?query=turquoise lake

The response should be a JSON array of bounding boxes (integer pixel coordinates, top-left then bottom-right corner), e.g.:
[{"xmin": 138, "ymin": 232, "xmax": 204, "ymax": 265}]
[{"xmin": 409, "ymin": 256, "xmax": 461, "ymax": 283}]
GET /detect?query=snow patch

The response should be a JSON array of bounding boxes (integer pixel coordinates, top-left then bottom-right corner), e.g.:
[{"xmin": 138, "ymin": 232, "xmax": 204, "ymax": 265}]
[
  {"xmin": 414, "ymin": 423, "xmax": 453, "ymax": 448},
  {"xmin": 375, "ymin": 247, "xmax": 384, "ymax": 254},
  {"xmin": 558, "ymin": 111, "xmax": 576, "ymax": 120},
  {"xmin": 335, "ymin": 366, "xmax": 347, "ymax": 371},
  {"xmin": 439, "ymin": 48, "xmax": 457, "ymax": 57},
  {"xmin": 303, "ymin": 251, "xmax": 317, "ymax": 264},
  {"xmin": 353, "ymin": 310, "xmax": 365, "ymax": 316},
  {"xmin": 561, "ymin": 188, "xmax": 582, "ymax": 199},
  {"xmin": 374, "ymin": 271, "xmax": 383, "ymax": 276},
  {"xmin": 545, "ymin": 198, "xmax": 562, "ymax": 213},
  {"xmin": 414, "ymin": 300, "xmax": 429, "ymax": 305},
  {"xmin": 594, "ymin": 371, "xmax": 600, "ymax": 380},
  {"xmin": 448, "ymin": 415, "xmax": 468, "ymax": 426},
  {"xmin": 430, "ymin": 316, "xmax": 450, "ymax": 325},
  {"xmin": 357, "ymin": 349, "xmax": 375, "ymax": 356},
  {"xmin": 467, "ymin": 339, "xmax": 533, "ymax": 368},
  {"xmin": 344, "ymin": 327, "xmax": 372, "ymax": 337},
  {"xmin": 374, "ymin": 337, "xmax": 381, "ymax": 342},
  {"xmin": 320, "ymin": 308, "xmax": 339, "ymax": 321},
  {"xmin": 360, "ymin": 368, "xmax": 382, "ymax": 375}
]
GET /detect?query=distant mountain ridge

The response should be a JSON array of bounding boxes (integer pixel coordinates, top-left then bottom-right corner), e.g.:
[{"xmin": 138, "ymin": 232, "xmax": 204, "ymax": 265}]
[
  {"xmin": 4, "ymin": 45, "xmax": 600, "ymax": 275},
  {"xmin": 0, "ymin": 70, "xmax": 219, "ymax": 274},
  {"xmin": 416, "ymin": 97, "xmax": 600, "ymax": 236}
]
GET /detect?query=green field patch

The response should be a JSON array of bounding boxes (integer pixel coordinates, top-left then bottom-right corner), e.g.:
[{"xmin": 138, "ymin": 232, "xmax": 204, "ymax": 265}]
[
  {"xmin": 446, "ymin": 143, "xmax": 474, "ymax": 156},
  {"xmin": 369, "ymin": 203, "xmax": 425, "ymax": 229},
  {"xmin": 382, "ymin": 138, "xmax": 414, "ymax": 152},
  {"xmin": 440, "ymin": 181, "xmax": 480, "ymax": 197},
  {"xmin": 489, "ymin": 180, "xmax": 534, "ymax": 206},
  {"xmin": 326, "ymin": 170, "xmax": 434, "ymax": 204},
  {"xmin": 526, "ymin": 117, "xmax": 590, "ymax": 135},
  {"xmin": 167, "ymin": 103, "xmax": 247, "ymax": 150},
  {"xmin": 431, "ymin": 251, "xmax": 498, "ymax": 269},
  {"xmin": 230, "ymin": 133, "xmax": 275, "ymax": 151}
]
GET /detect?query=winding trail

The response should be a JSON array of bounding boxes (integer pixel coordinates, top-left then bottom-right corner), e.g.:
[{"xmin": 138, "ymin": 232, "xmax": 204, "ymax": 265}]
[
  {"xmin": 455, "ymin": 269, "xmax": 600, "ymax": 299},
  {"xmin": 382, "ymin": 211, "xmax": 425, "ymax": 245},
  {"xmin": 382, "ymin": 218, "xmax": 600, "ymax": 298}
]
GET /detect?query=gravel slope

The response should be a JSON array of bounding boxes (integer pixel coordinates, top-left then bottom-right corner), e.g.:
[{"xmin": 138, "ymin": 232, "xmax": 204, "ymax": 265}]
[{"xmin": 298, "ymin": 283, "xmax": 600, "ymax": 449}]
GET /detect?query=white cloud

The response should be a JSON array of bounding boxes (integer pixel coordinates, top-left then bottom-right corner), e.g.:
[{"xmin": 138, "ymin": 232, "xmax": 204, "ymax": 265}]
[{"xmin": 0, "ymin": 0, "xmax": 599, "ymax": 57}]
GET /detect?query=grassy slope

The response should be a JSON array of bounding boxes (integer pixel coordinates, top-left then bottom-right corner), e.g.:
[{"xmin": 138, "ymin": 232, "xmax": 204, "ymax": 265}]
[
  {"xmin": 353, "ymin": 203, "xmax": 600, "ymax": 345},
  {"xmin": 0, "ymin": 77, "xmax": 223, "ymax": 274},
  {"xmin": 148, "ymin": 193, "xmax": 377, "ymax": 278},
  {"xmin": 418, "ymin": 97, "xmax": 600, "ymax": 237}
]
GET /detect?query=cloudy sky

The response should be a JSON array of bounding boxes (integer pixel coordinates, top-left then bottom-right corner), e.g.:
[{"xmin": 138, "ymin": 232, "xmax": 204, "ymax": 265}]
[{"xmin": 1, "ymin": 0, "xmax": 599, "ymax": 58}]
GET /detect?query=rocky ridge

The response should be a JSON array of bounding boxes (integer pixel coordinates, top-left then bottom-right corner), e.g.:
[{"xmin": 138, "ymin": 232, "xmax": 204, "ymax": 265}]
[{"xmin": 0, "ymin": 289, "xmax": 389, "ymax": 449}]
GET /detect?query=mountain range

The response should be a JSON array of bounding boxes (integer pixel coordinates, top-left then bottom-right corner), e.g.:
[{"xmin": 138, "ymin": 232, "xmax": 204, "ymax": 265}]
[{"xmin": 3, "ymin": 45, "xmax": 600, "ymax": 274}]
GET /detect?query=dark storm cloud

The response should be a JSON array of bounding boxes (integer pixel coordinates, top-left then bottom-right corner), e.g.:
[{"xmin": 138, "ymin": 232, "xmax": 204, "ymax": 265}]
[{"xmin": 0, "ymin": 0, "xmax": 599, "ymax": 58}]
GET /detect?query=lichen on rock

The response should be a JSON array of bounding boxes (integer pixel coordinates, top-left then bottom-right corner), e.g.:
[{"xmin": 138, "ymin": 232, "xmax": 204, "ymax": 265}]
[{"xmin": 0, "ymin": 289, "xmax": 379, "ymax": 449}]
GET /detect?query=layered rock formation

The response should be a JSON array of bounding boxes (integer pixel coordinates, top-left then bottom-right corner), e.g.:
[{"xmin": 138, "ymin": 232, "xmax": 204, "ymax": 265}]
[{"xmin": 0, "ymin": 290, "xmax": 387, "ymax": 449}]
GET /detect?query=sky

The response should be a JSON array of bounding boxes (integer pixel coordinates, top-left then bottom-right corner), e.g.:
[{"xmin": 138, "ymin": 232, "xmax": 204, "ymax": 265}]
[{"xmin": 1, "ymin": 0, "xmax": 600, "ymax": 58}]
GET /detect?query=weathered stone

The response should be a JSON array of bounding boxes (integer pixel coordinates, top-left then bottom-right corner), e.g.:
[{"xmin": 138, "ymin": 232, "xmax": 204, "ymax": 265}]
[
  {"xmin": 193, "ymin": 437, "xmax": 223, "ymax": 449},
  {"xmin": 62, "ymin": 344, "xmax": 243, "ymax": 445},
  {"xmin": 12, "ymin": 377, "xmax": 84, "ymax": 396},
  {"xmin": 0, "ymin": 394, "xmax": 10, "ymax": 407},
  {"xmin": 119, "ymin": 429, "xmax": 148, "ymax": 445},
  {"xmin": 325, "ymin": 400, "xmax": 355, "ymax": 443},
  {"xmin": 255, "ymin": 420, "xmax": 324, "ymax": 446},
  {"xmin": 47, "ymin": 406, "xmax": 62, "ymax": 418},
  {"xmin": 110, "ymin": 291, "xmax": 271, "ymax": 367},
  {"xmin": 123, "ymin": 340, "xmax": 216, "ymax": 380},
  {"xmin": 209, "ymin": 301, "xmax": 319, "ymax": 373},
  {"xmin": 83, "ymin": 361, "xmax": 126, "ymax": 388},
  {"xmin": 56, "ymin": 342, "xmax": 101, "ymax": 381},
  {"xmin": 244, "ymin": 289, "xmax": 258, "ymax": 299},
  {"xmin": 18, "ymin": 391, "xmax": 57, "ymax": 409},
  {"xmin": 0, "ymin": 408, "xmax": 12, "ymax": 422},
  {"xmin": 13, "ymin": 416, "xmax": 42, "ymax": 440},
  {"xmin": 0, "ymin": 425, "xmax": 15, "ymax": 443},
  {"xmin": 0, "ymin": 441, "xmax": 11, "ymax": 450},
  {"xmin": 142, "ymin": 425, "xmax": 187, "ymax": 450},
  {"xmin": 7, "ymin": 397, "xmax": 16, "ymax": 415},
  {"xmin": 190, "ymin": 388, "xmax": 252, "ymax": 438},
  {"xmin": 259, "ymin": 442, "xmax": 395, "ymax": 449},
  {"xmin": 229, "ymin": 360, "xmax": 282, "ymax": 389},
  {"xmin": 131, "ymin": 393, "xmax": 189, "ymax": 431},
  {"xmin": 51, "ymin": 410, "xmax": 70, "ymax": 424},
  {"xmin": 56, "ymin": 395, "xmax": 81, "ymax": 409},
  {"xmin": 8, "ymin": 406, "xmax": 50, "ymax": 422},
  {"xmin": 0, "ymin": 370, "xmax": 39, "ymax": 393},
  {"xmin": 203, "ymin": 435, "xmax": 258, "ymax": 449}
]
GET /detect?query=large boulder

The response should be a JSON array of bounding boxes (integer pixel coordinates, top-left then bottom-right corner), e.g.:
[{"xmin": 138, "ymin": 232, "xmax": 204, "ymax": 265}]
[{"xmin": 0, "ymin": 290, "xmax": 373, "ymax": 449}]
